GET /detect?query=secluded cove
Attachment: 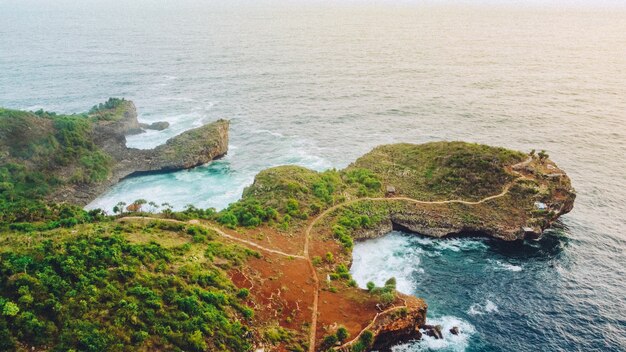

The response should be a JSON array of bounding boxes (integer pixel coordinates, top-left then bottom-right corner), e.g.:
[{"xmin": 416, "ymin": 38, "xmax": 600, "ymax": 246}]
[{"xmin": 350, "ymin": 231, "xmax": 567, "ymax": 351}]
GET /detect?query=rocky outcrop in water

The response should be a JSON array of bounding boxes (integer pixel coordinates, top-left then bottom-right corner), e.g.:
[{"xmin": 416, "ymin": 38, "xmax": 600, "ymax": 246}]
[
  {"xmin": 52, "ymin": 101, "xmax": 229, "ymax": 205},
  {"xmin": 139, "ymin": 121, "xmax": 170, "ymax": 131}
]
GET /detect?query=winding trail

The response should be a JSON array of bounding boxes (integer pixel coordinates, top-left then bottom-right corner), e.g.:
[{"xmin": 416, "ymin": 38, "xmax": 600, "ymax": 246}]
[
  {"xmin": 119, "ymin": 216, "xmax": 305, "ymax": 259},
  {"xmin": 304, "ymin": 156, "xmax": 531, "ymax": 351},
  {"xmin": 122, "ymin": 157, "xmax": 532, "ymax": 352}
]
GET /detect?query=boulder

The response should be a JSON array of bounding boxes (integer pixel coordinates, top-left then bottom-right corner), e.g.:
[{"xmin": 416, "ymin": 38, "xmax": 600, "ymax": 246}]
[{"xmin": 140, "ymin": 121, "xmax": 170, "ymax": 131}]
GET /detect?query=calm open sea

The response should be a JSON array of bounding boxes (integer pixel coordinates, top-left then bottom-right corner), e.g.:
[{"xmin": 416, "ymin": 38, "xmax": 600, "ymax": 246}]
[{"xmin": 1, "ymin": 1, "xmax": 625, "ymax": 351}]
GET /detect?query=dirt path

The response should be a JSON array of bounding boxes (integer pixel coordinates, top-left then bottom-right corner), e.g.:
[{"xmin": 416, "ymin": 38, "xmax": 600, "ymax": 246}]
[
  {"xmin": 303, "ymin": 157, "xmax": 531, "ymax": 352},
  {"xmin": 123, "ymin": 157, "xmax": 532, "ymax": 352},
  {"xmin": 119, "ymin": 216, "xmax": 306, "ymax": 259},
  {"xmin": 335, "ymin": 305, "xmax": 409, "ymax": 351}
]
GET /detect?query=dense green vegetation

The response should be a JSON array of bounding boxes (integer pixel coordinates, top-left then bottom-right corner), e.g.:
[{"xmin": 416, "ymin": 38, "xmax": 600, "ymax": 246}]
[
  {"xmin": 0, "ymin": 222, "xmax": 256, "ymax": 351},
  {"xmin": 217, "ymin": 198, "xmax": 279, "ymax": 228},
  {"xmin": 89, "ymin": 98, "xmax": 128, "ymax": 121},
  {"xmin": 225, "ymin": 166, "xmax": 382, "ymax": 231},
  {"xmin": 350, "ymin": 142, "xmax": 525, "ymax": 201}
]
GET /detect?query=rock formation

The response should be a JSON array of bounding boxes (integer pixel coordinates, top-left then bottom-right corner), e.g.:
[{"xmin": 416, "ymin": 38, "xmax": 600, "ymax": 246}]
[
  {"xmin": 52, "ymin": 101, "xmax": 229, "ymax": 204},
  {"xmin": 139, "ymin": 121, "xmax": 170, "ymax": 131}
]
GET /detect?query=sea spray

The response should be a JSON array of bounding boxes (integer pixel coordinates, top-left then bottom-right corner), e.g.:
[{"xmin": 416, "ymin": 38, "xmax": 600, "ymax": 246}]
[
  {"xmin": 391, "ymin": 316, "xmax": 476, "ymax": 352},
  {"xmin": 350, "ymin": 232, "xmax": 424, "ymax": 294}
]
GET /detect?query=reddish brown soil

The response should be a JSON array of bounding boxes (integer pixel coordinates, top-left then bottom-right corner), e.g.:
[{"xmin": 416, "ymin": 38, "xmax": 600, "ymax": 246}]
[{"xmin": 316, "ymin": 288, "xmax": 381, "ymax": 340}]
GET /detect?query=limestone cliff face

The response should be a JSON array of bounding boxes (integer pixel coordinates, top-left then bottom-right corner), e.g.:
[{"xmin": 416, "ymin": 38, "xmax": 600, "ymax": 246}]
[
  {"xmin": 348, "ymin": 155, "xmax": 575, "ymax": 242},
  {"xmin": 52, "ymin": 102, "xmax": 229, "ymax": 205},
  {"xmin": 92, "ymin": 101, "xmax": 143, "ymax": 140},
  {"xmin": 368, "ymin": 297, "xmax": 427, "ymax": 351}
]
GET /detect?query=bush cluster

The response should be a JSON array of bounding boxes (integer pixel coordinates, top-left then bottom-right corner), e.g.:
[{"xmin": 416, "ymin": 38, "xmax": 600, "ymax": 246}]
[
  {"xmin": 0, "ymin": 230, "xmax": 253, "ymax": 351},
  {"xmin": 343, "ymin": 168, "xmax": 382, "ymax": 196},
  {"xmin": 366, "ymin": 278, "xmax": 397, "ymax": 306},
  {"xmin": 217, "ymin": 198, "xmax": 279, "ymax": 228}
]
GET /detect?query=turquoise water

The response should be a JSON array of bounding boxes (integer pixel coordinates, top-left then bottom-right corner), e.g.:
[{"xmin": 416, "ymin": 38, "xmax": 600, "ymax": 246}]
[{"xmin": 1, "ymin": 1, "xmax": 625, "ymax": 350}]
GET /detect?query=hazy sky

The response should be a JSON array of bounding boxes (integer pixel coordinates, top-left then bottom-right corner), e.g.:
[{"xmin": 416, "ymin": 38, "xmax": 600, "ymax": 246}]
[{"xmin": 1, "ymin": 0, "xmax": 625, "ymax": 8}]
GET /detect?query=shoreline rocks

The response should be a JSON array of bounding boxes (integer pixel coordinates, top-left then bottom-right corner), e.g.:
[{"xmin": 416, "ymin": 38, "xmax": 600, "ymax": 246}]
[{"xmin": 139, "ymin": 121, "xmax": 170, "ymax": 131}]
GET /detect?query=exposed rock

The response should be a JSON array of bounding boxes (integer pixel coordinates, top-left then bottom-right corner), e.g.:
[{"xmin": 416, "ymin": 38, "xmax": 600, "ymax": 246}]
[
  {"xmin": 450, "ymin": 326, "xmax": 460, "ymax": 335},
  {"xmin": 361, "ymin": 296, "xmax": 427, "ymax": 352},
  {"xmin": 93, "ymin": 101, "xmax": 143, "ymax": 137},
  {"xmin": 139, "ymin": 121, "xmax": 170, "ymax": 131},
  {"xmin": 422, "ymin": 324, "xmax": 443, "ymax": 339},
  {"xmin": 126, "ymin": 203, "xmax": 142, "ymax": 212}
]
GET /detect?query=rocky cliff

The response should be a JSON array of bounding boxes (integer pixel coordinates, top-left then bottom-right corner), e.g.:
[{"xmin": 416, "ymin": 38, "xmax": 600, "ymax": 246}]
[
  {"xmin": 335, "ymin": 296, "xmax": 427, "ymax": 352},
  {"xmin": 0, "ymin": 99, "xmax": 228, "ymax": 208},
  {"xmin": 52, "ymin": 101, "xmax": 229, "ymax": 204},
  {"xmin": 344, "ymin": 143, "xmax": 576, "ymax": 241}
]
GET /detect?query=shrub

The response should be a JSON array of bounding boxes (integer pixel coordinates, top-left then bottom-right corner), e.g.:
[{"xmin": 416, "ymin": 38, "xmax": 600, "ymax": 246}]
[
  {"xmin": 384, "ymin": 277, "xmax": 397, "ymax": 291},
  {"xmin": 264, "ymin": 326, "xmax": 291, "ymax": 344},
  {"xmin": 336, "ymin": 326, "xmax": 349, "ymax": 342},
  {"xmin": 2, "ymin": 301, "xmax": 19, "ymax": 316},
  {"xmin": 217, "ymin": 199, "xmax": 278, "ymax": 228},
  {"xmin": 321, "ymin": 333, "xmax": 338, "ymax": 349},
  {"xmin": 360, "ymin": 330, "xmax": 374, "ymax": 347},
  {"xmin": 380, "ymin": 292, "xmax": 395, "ymax": 305},
  {"xmin": 332, "ymin": 225, "xmax": 354, "ymax": 250},
  {"xmin": 237, "ymin": 288, "xmax": 250, "ymax": 299}
]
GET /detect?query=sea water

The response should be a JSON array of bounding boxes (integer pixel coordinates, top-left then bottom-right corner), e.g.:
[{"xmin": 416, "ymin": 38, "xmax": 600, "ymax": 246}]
[
  {"xmin": 1, "ymin": 1, "xmax": 624, "ymax": 350},
  {"xmin": 350, "ymin": 232, "xmax": 577, "ymax": 351}
]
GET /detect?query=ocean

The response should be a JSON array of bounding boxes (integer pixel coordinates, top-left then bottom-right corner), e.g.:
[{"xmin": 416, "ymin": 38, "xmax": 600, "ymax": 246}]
[{"xmin": 1, "ymin": 1, "xmax": 624, "ymax": 351}]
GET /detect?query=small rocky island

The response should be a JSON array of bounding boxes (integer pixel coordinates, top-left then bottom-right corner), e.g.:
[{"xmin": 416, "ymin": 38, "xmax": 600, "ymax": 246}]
[{"xmin": 0, "ymin": 101, "xmax": 575, "ymax": 352}]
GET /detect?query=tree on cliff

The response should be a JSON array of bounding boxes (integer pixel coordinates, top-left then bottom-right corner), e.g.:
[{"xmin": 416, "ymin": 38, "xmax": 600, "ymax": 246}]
[{"xmin": 113, "ymin": 201, "xmax": 126, "ymax": 216}]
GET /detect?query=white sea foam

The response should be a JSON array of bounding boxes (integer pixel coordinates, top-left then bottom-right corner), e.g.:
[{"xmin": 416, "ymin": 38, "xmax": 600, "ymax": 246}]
[
  {"xmin": 24, "ymin": 104, "xmax": 44, "ymax": 111},
  {"xmin": 391, "ymin": 316, "xmax": 476, "ymax": 352},
  {"xmin": 168, "ymin": 96, "xmax": 195, "ymax": 102},
  {"xmin": 468, "ymin": 299, "xmax": 499, "ymax": 316},
  {"xmin": 489, "ymin": 259, "xmax": 523, "ymax": 272},
  {"xmin": 485, "ymin": 300, "xmax": 498, "ymax": 313},
  {"xmin": 350, "ymin": 233, "xmax": 422, "ymax": 294},
  {"xmin": 254, "ymin": 129, "xmax": 285, "ymax": 138},
  {"xmin": 414, "ymin": 237, "xmax": 488, "ymax": 253}
]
